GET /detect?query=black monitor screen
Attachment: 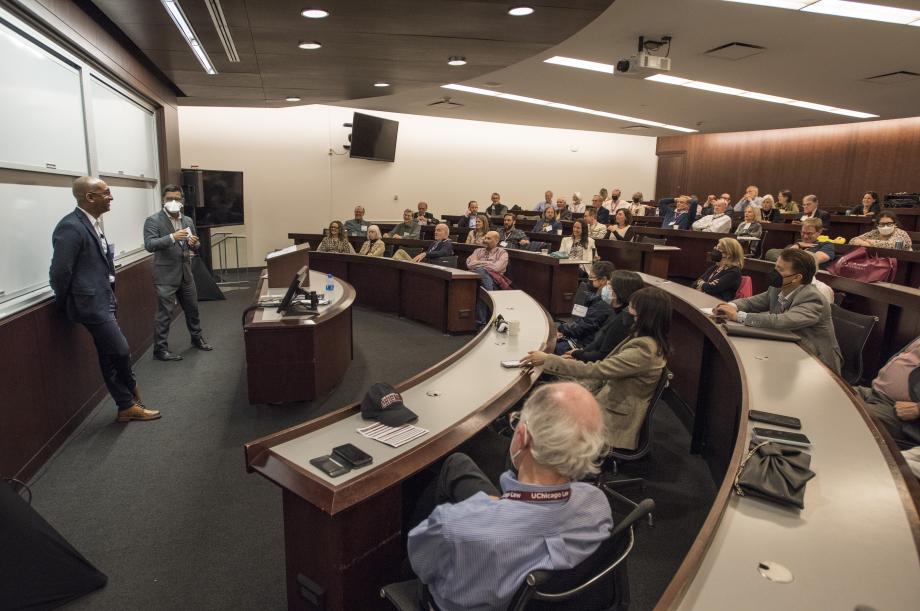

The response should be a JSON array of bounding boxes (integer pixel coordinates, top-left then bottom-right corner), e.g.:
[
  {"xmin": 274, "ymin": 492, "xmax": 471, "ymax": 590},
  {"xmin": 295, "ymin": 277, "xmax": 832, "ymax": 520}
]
[
  {"xmin": 350, "ymin": 112, "xmax": 398, "ymax": 162},
  {"xmin": 197, "ymin": 170, "xmax": 244, "ymax": 228}
]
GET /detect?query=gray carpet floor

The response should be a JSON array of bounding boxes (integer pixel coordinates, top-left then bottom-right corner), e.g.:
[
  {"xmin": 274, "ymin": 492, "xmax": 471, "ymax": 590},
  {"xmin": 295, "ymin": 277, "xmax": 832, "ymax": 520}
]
[{"xmin": 27, "ymin": 279, "xmax": 715, "ymax": 611}]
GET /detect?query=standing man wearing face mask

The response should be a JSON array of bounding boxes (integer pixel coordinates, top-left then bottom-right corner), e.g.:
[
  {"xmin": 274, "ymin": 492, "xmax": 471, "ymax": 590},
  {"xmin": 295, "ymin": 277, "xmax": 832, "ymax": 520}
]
[
  {"xmin": 714, "ymin": 248, "xmax": 842, "ymax": 374},
  {"xmin": 143, "ymin": 184, "xmax": 212, "ymax": 361}
]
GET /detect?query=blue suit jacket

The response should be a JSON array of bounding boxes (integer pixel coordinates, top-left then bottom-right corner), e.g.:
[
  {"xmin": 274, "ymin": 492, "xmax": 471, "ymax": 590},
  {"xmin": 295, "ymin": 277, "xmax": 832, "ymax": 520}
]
[
  {"xmin": 658, "ymin": 197, "xmax": 699, "ymax": 231},
  {"xmin": 49, "ymin": 208, "xmax": 117, "ymax": 324},
  {"xmin": 425, "ymin": 239, "xmax": 454, "ymax": 261}
]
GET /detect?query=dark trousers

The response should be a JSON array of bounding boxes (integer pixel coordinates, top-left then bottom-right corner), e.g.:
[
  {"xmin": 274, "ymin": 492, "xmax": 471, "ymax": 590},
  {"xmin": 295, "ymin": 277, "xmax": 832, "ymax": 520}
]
[
  {"xmin": 154, "ymin": 274, "xmax": 202, "ymax": 354},
  {"xmin": 84, "ymin": 315, "xmax": 136, "ymax": 411}
]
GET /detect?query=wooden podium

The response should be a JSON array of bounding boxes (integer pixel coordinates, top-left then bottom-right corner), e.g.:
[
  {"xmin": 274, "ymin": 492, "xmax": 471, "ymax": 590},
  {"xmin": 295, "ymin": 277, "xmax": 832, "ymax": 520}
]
[{"xmin": 266, "ymin": 243, "xmax": 311, "ymax": 288}]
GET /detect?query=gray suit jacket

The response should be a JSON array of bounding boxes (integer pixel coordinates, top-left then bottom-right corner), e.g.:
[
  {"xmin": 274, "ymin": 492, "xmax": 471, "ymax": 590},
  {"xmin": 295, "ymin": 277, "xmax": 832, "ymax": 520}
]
[
  {"xmin": 732, "ymin": 284, "xmax": 843, "ymax": 374},
  {"xmin": 143, "ymin": 210, "xmax": 197, "ymax": 286}
]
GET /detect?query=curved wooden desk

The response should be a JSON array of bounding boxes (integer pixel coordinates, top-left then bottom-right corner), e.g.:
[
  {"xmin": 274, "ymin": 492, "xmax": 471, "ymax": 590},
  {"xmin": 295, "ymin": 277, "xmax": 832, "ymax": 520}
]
[
  {"xmin": 244, "ymin": 270, "xmax": 356, "ymax": 404},
  {"xmin": 245, "ymin": 290, "xmax": 554, "ymax": 610},
  {"xmin": 645, "ymin": 276, "xmax": 920, "ymax": 611}
]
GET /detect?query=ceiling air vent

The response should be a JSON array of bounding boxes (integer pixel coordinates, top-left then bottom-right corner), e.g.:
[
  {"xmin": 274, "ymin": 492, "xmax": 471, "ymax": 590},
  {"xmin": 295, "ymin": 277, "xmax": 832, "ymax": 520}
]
[
  {"xmin": 621, "ymin": 125, "xmax": 650, "ymax": 131},
  {"xmin": 863, "ymin": 71, "xmax": 920, "ymax": 84},
  {"xmin": 703, "ymin": 42, "xmax": 765, "ymax": 61}
]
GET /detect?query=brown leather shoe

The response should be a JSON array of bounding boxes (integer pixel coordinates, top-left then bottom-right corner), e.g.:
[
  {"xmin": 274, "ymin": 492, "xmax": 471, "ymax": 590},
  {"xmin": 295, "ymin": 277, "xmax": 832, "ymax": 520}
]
[{"xmin": 116, "ymin": 404, "xmax": 161, "ymax": 422}]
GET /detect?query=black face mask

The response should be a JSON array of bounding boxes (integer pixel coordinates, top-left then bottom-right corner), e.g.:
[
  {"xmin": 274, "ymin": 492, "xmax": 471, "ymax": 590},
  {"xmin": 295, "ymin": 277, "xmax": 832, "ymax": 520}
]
[
  {"xmin": 769, "ymin": 270, "xmax": 798, "ymax": 288},
  {"xmin": 611, "ymin": 195, "xmax": 619, "ymax": 202},
  {"xmin": 632, "ymin": 196, "xmax": 641, "ymax": 203},
  {"xmin": 709, "ymin": 249, "xmax": 723, "ymax": 263}
]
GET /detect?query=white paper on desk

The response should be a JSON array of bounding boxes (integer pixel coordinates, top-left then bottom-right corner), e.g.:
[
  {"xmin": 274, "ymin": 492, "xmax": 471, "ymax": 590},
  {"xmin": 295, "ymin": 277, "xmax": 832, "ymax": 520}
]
[
  {"xmin": 266, "ymin": 244, "xmax": 298, "ymax": 260},
  {"xmin": 357, "ymin": 422, "xmax": 429, "ymax": 448},
  {"xmin": 699, "ymin": 307, "xmax": 714, "ymax": 315}
]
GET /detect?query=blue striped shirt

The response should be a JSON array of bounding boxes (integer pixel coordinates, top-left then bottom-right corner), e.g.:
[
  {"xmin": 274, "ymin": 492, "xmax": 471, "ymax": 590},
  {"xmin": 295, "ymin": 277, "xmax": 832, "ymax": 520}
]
[{"xmin": 407, "ymin": 471, "xmax": 612, "ymax": 611}]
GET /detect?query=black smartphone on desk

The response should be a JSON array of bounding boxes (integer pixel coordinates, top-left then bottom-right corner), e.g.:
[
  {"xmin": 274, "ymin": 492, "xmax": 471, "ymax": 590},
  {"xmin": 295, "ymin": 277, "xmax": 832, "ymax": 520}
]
[
  {"xmin": 752, "ymin": 427, "xmax": 811, "ymax": 448},
  {"xmin": 310, "ymin": 455, "xmax": 351, "ymax": 477},
  {"xmin": 332, "ymin": 443, "xmax": 373, "ymax": 468},
  {"xmin": 749, "ymin": 410, "xmax": 802, "ymax": 430}
]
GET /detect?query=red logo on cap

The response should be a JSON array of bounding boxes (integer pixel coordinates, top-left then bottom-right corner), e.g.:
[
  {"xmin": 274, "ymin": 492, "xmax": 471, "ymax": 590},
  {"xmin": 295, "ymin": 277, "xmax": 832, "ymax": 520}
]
[{"xmin": 380, "ymin": 392, "xmax": 402, "ymax": 409}]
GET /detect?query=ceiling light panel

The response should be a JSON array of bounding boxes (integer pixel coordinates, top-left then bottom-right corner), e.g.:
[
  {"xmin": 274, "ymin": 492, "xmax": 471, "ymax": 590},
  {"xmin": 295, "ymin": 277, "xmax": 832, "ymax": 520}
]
[
  {"xmin": 723, "ymin": 0, "xmax": 814, "ymax": 8},
  {"xmin": 723, "ymin": 0, "xmax": 920, "ymax": 26},
  {"xmin": 160, "ymin": 0, "xmax": 217, "ymax": 74},
  {"xmin": 441, "ymin": 84, "xmax": 697, "ymax": 133},
  {"xmin": 205, "ymin": 0, "xmax": 239, "ymax": 62},
  {"xmin": 544, "ymin": 56, "xmax": 614, "ymax": 74},
  {"xmin": 644, "ymin": 73, "xmax": 878, "ymax": 119}
]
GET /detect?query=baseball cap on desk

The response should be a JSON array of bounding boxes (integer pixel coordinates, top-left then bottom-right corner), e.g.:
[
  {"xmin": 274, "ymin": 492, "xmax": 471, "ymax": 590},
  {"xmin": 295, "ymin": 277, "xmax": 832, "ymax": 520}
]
[{"xmin": 360, "ymin": 383, "xmax": 417, "ymax": 427}]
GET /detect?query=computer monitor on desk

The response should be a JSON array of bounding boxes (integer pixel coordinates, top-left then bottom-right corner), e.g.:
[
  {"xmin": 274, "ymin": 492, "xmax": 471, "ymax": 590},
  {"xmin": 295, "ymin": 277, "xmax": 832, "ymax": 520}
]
[{"xmin": 277, "ymin": 266, "xmax": 317, "ymax": 315}]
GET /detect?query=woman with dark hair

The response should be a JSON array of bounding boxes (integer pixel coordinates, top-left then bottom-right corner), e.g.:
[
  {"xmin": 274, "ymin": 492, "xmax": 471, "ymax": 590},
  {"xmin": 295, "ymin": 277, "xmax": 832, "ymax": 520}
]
[
  {"xmin": 850, "ymin": 191, "xmax": 881, "ymax": 216},
  {"xmin": 521, "ymin": 286, "xmax": 670, "ymax": 450},
  {"xmin": 568, "ymin": 270, "xmax": 645, "ymax": 363},
  {"xmin": 777, "ymin": 189, "xmax": 799, "ymax": 214},
  {"xmin": 553, "ymin": 261, "xmax": 614, "ymax": 354},
  {"xmin": 850, "ymin": 211, "xmax": 913, "ymax": 250},
  {"xmin": 609, "ymin": 209, "xmax": 636, "ymax": 241},
  {"xmin": 559, "ymin": 219, "xmax": 595, "ymax": 273},
  {"xmin": 317, "ymin": 220, "xmax": 355, "ymax": 253}
]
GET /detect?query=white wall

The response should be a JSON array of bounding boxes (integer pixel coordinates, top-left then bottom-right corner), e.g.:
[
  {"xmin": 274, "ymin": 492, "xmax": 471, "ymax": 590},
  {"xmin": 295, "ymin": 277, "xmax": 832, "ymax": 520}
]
[{"xmin": 178, "ymin": 105, "xmax": 658, "ymax": 265}]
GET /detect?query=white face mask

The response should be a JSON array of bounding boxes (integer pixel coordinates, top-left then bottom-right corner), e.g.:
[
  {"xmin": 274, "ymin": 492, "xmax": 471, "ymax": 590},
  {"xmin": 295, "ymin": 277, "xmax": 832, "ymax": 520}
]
[
  {"xmin": 164, "ymin": 201, "xmax": 183, "ymax": 214},
  {"xmin": 879, "ymin": 224, "xmax": 896, "ymax": 236}
]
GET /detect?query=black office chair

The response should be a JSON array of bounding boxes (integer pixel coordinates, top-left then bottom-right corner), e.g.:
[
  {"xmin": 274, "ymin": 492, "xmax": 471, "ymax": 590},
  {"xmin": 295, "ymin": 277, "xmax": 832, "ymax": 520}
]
[
  {"xmin": 380, "ymin": 497, "xmax": 655, "ymax": 611},
  {"xmin": 830, "ymin": 304, "xmax": 877, "ymax": 384},
  {"xmin": 601, "ymin": 368, "xmax": 672, "ymax": 526},
  {"xmin": 639, "ymin": 236, "xmax": 666, "ymax": 246}
]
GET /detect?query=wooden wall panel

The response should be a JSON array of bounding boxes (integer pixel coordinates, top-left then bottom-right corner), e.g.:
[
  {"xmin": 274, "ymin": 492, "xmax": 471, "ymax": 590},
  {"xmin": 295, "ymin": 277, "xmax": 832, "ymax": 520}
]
[{"xmin": 656, "ymin": 117, "xmax": 920, "ymax": 204}]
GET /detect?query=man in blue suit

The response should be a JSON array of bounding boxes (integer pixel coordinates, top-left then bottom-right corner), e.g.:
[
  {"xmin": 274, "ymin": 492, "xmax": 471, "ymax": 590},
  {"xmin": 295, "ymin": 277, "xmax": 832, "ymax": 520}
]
[
  {"xmin": 49, "ymin": 176, "xmax": 160, "ymax": 423},
  {"xmin": 658, "ymin": 195, "xmax": 699, "ymax": 231}
]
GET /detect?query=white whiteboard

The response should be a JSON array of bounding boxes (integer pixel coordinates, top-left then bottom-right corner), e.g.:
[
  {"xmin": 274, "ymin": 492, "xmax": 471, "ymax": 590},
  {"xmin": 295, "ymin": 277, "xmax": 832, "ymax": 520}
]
[
  {"xmin": 91, "ymin": 77, "xmax": 158, "ymax": 180},
  {"xmin": 101, "ymin": 184, "xmax": 158, "ymax": 257},
  {"xmin": 0, "ymin": 182, "xmax": 75, "ymax": 300},
  {"xmin": 0, "ymin": 22, "xmax": 88, "ymax": 174}
]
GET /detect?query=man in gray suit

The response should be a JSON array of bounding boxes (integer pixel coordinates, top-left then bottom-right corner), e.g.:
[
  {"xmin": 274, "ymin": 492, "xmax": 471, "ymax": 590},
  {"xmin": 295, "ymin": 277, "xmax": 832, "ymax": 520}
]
[
  {"xmin": 715, "ymin": 248, "xmax": 843, "ymax": 374},
  {"xmin": 143, "ymin": 184, "xmax": 212, "ymax": 361}
]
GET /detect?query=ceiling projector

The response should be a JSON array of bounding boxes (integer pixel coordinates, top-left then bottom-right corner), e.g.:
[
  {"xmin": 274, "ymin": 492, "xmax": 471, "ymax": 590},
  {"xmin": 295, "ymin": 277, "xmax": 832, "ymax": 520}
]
[{"xmin": 615, "ymin": 51, "xmax": 671, "ymax": 77}]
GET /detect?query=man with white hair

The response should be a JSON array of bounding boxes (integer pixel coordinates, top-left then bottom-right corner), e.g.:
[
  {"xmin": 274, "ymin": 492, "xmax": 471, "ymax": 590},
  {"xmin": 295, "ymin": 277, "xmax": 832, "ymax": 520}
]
[
  {"xmin": 344, "ymin": 205, "xmax": 368, "ymax": 236},
  {"xmin": 408, "ymin": 382, "xmax": 612, "ymax": 611},
  {"xmin": 692, "ymin": 196, "xmax": 732, "ymax": 233}
]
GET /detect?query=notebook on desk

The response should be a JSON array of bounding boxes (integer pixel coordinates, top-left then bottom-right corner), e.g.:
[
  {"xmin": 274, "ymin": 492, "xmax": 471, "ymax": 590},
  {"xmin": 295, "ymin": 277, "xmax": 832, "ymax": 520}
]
[{"xmin": 723, "ymin": 322, "xmax": 801, "ymax": 343}]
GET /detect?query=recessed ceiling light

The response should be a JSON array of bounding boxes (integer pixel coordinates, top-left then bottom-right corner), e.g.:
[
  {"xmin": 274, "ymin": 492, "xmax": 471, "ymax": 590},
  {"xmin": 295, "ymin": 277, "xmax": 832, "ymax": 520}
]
[
  {"xmin": 374, "ymin": 82, "xmax": 390, "ymax": 87},
  {"xmin": 441, "ymin": 83, "xmax": 697, "ymax": 133},
  {"xmin": 298, "ymin": 41, "xmax": 322, "ymax": 50},
  {"xmin": 508, "ymin": 6, "xmax": 534, "ymax": 16},
  {"xmin": 644, "ymin": 73, "xmax": 878, "ymax": 118},
  {"xmin": 447, "ymin": 56, "xmax": 467, "ymax": 66},
  {"xmin": 285, "ymin": 96, "xmax": 301, "ymax": 102},
  {"xmin": 301, "ymin": 8, "xmax": 329, "ymax": 19},
  {"xmin": 722, "ymin": 0, "xmax": 920, "ymax": 26}
]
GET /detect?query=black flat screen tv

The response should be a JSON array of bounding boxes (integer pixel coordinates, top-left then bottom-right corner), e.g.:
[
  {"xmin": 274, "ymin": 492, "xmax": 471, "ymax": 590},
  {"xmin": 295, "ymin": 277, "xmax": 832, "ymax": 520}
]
[
  {"xmin": 349, "ymin": 112, "xmax": 398, "ymax": 162},
  {"xmin": 182, "ymin": 169, "xmax": 245, "ymax": 228}
]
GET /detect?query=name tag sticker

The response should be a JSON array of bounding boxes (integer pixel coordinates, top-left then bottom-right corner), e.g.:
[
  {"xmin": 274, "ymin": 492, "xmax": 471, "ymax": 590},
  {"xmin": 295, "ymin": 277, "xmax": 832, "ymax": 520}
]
[
  {"xmin": 361, "ymin": 225, "xmax": 368, "ymax": 231},
  {"xmin": 572, "ymin": 304, "xmax": 588, "ymax": 318},
  {"xmin": 500, "ymin": 241, "xmax": 508, "ymax": 248}
]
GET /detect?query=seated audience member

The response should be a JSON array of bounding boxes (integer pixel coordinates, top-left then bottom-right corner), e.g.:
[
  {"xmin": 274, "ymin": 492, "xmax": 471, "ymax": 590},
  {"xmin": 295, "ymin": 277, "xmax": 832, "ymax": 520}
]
[
  {"xmin": 317, "ymin": 220, "xmax": 355, "ymax": 253},
  {"xmin": 850, "ymin": 191, "xmax": 881, "ymax": 217},
  {"xmin": 559, "ymin": 220, "xmax": 596, "ymax": 273},
  {"xmin": 609, "ymin": 188, "xmax": 628, "ymax": 213},
  {"xmin": 694, "ymin": 237, "xmax": 744, "ymax": 302},
  {"xmin": 799, "ymin": 194, "xmax": 831, "ymax": 227},
  {"xmin": 600, "ymin": 187, "xmax": 611, "ymax": 208},
  {"xmin": 853, "ymin": 336, "xmax": 920, "ymax": 450},
  {"xmin": 692, "ymin": 196, "xmax": 732, "ymax": 233},
  {"xmin": 628, "ymin": 192, "xmax": 646, "ymax": 217},
  {"xmin": 459, "ymin": 200, "xmax": 479, "ymax": 230},
  {"xmin": 465, "ymin": 214, "xmax": 490, "ymax": 245},
  {"xmin": 735, "ymin": 205, "xmax": 764, "ymax": 240},
  {"xmin": 570, "ymin": 192, "xmax": 586, "ymax": 214},
  {"xmin": 734, "ymin": 185, "xmax": 763, "ymax": 213},
  {"xmin": 465, "ymin": 231, "xmax": 510, "ymax": 290},
  {"xmin": 532, "ymin": 191, "xmax": 554, "ymax": 214},
  {"xmin": 344, "ymin": 205, "xmax": 369, "ymax": 237},
  {"xmin": 393, "ymin": 223, "xmax": 453, "ymax": 262},
  {"xmin": 497, "ymin": 213, "xmax": 530, "ymax": 249},
  {"xmin": 850, "ymin": 211, "xmax": 913, "ymax": 250},
  {"xmin": 416, "ymin": 201, "xmax": 436, "ymax": 225},
  {"xmin": 720, "ymin": 192, "xmax": 732, "ymax": 207},
  {"xmin": 584, "ymin": 208, "xmax": 609, "ymax": 240},
  {"xmin": 536, "ymin": 206, "xmax": 562, "ymax": 233},
  {"xmin": 568, "ymin": 271, "xmax": 645, "ymax": 363},
  {"xmin": 765, "ymin": 218, "xmax": 835, "ymax": 269},
  {"xmin": 777, "ymin": 189, "xmax": 799, "ymax": 214},
  {"xmin": 658, "ymin": 195, "xmax": 699, "ymax": 231},
  {"xmin": 486, "ymin": 192, "xmax": 508, "ymax": 217},
  {"xmin": 698, "ymin": 194, "xmax": 716, "ymax": 218},
  {"xmin": 760, "ymin": 194, "xmax": 781, "ymax": 223},
  {"xmin": 385, "ymin": 209, "xmax": 421, "ymax": 239},
  {"xmin": 408, "ymin": 383, "xmax": 612, "ymax": 611},
  {"xmin": 608, "ymin": 209, "xmax": 636, "ymax": 242},
  {"xmin": 585, "ymin": 195, "xmax": 610, "ymax": 225},
  {"xmin": 554, "ymin": 261, "xmax": 614, "ymax": 354},
  {"xmin": 715, "ymin": 248, "xmax": 842, "ymax": 373},
  {"xmin": 358, "ymin": 225, "xmax": 385, "ymax": 256},
  {"xmin": 522, "ymin": 286, "xmax": 670, "ymax": 450},
  {"xmin": 555, "ymin": 197, "xmax": 573, "ymax": 221}
]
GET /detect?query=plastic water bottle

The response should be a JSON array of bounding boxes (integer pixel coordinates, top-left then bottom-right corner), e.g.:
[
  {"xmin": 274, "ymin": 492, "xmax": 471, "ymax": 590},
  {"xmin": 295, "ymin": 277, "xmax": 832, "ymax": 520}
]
[{"xmin": 325, "ymin": 273, "xmax": 334, "ymax": 301}]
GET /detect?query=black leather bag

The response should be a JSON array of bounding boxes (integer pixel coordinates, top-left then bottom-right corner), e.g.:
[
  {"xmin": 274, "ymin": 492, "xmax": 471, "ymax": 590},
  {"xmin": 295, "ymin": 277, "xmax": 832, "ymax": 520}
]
[{"xmin": 733, "ymin": 442, "xmax": 815, "ymax": 509}]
